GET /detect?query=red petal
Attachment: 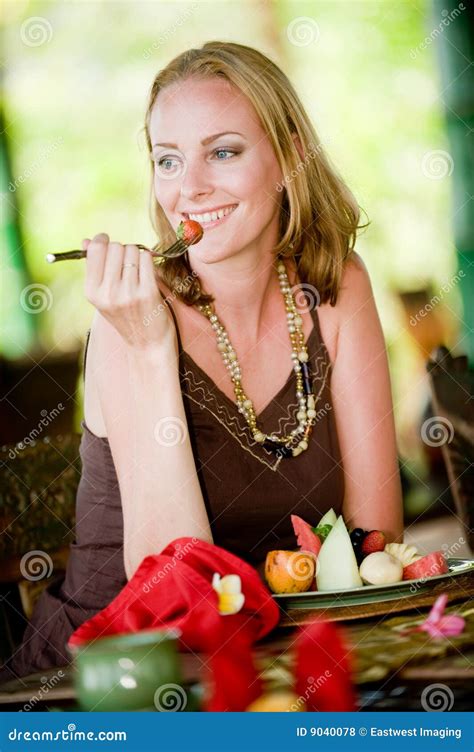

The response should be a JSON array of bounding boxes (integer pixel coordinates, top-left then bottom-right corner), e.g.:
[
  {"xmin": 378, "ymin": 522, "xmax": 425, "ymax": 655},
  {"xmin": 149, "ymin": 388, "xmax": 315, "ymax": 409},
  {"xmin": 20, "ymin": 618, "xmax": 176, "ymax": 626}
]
[{"xmin": 294, "ymin": 619, "xmax": 356, "ymax": 711}]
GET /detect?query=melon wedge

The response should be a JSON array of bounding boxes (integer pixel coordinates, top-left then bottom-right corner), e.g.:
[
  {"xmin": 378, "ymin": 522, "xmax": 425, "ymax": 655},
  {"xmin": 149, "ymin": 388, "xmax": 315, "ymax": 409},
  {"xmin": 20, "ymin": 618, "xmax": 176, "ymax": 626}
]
[
  {"xmin": 318, "ymin": 508, "xmax": 337, "ymax": 528},
  {"xmin": 316, "ymin": 515, "xmax": 363, "ymax": 591}
]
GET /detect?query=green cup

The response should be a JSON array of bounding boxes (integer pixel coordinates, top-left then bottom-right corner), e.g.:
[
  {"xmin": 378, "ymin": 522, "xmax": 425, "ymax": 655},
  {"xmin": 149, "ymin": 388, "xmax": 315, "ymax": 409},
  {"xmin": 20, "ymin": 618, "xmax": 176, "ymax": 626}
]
[{"xmin": 67, "ymin": 628, "xmax": 184, "ymax": 712}]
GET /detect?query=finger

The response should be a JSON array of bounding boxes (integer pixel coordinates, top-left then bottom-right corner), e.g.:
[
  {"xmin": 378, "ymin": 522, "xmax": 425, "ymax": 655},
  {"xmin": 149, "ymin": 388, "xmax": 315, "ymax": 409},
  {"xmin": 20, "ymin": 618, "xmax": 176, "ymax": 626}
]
[
  {"xmin": 86, "ymin": 232, "xmax": 109, "ymax": 288},
  {"xmin": 121, "ymin": 244, "xmax": 140, "ymax": 288},
  {"xmin": 82, "ymin": 238, "xmax": 91, "ymax": 251},
  {"xmin": 102, "ymin": 241, "xmax": 125, "ymax": 288},
  {"xmin": 138, "ymin": 248, "xmax": 158, "ymax": 294}
]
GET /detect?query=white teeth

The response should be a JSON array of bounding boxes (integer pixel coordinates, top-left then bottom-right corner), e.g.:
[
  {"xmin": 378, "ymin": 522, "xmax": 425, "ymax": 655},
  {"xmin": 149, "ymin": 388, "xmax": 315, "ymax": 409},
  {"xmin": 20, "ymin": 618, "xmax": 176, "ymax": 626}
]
[{"xmin": 188, "ymin": 205, "xmax": 237, "ymax": 223}]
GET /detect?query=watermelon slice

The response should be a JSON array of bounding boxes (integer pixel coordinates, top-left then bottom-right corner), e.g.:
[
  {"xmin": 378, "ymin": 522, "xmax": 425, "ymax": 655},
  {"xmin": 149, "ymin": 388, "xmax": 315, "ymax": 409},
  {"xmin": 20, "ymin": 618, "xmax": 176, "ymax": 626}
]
[
  {"xmin": 291, "ymin": 515, "xmax": 322, "ymax": 557},
  {"xmin": 402, "ymin": 551, "xmax": 448, "ymax": 581}
]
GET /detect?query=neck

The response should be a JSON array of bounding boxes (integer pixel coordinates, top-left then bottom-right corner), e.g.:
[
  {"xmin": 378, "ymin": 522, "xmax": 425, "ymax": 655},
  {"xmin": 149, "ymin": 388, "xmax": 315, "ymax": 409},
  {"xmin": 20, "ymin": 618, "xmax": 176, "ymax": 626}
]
[{"xmin": 191, "ymin": 251, "xmax": 295, "ymax": 347}]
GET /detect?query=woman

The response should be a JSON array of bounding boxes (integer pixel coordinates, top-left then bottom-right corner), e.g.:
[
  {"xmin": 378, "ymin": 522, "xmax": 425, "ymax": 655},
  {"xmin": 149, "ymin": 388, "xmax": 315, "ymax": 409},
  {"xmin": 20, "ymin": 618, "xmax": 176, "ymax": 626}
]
[{"xmin": 0, "ymin": 41, "xmax": 403, "ymax": 682}]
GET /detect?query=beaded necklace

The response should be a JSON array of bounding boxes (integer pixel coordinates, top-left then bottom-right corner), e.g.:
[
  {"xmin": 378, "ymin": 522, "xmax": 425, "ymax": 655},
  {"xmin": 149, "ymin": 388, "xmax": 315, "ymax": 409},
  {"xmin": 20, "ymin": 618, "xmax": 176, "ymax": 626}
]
[{"xmin": 196, "ymin": 257, "xmax": 316, "ymax": 458}]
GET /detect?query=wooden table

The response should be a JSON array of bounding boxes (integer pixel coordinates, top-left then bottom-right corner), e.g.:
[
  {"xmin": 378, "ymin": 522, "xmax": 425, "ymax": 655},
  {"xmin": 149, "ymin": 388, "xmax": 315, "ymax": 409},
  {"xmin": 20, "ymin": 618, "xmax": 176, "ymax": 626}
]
[{"xmin": 1, "ymin": 571, "xmax": 473, "ymax": 712}]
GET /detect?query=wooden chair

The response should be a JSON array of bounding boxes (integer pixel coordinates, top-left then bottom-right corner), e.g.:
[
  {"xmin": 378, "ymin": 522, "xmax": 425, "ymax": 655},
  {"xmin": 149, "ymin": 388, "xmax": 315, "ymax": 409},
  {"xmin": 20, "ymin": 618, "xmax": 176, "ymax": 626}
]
[
  {"xmin": 0, "ymin": 434, "xmax": 80, "ymax": 663},
  {"xmin": 426, "ymin": 346, "xmax": 474, "ymax": 552}
]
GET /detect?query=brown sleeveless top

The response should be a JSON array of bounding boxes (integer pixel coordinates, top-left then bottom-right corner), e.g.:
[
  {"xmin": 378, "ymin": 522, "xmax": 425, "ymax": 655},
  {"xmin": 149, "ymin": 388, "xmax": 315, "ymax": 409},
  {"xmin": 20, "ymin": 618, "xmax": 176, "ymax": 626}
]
[{"xmin": 0, "ymin": 301, "xmax": 344, "ymax": 682}]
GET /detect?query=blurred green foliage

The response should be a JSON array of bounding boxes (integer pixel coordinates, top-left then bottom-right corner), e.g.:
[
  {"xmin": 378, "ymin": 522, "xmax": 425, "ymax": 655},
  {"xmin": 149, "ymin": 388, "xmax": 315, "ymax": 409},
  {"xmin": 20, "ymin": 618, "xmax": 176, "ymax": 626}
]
[{"xmin": 1, "ymin": 0, "xmax": 464, "ymax": 446}]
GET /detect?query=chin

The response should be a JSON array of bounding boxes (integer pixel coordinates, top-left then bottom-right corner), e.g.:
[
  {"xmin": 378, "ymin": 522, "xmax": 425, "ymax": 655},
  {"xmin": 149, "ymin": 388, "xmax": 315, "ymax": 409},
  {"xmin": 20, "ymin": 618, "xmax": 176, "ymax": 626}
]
[{"xmin": 190, "ymin": 247, "xmax": 236, "ymax": 266}]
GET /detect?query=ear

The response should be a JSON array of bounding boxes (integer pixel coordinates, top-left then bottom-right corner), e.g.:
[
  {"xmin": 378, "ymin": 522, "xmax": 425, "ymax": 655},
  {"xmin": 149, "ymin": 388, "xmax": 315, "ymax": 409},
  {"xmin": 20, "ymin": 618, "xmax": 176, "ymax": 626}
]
[{"xmin": 292, "ymin": 132, "xmax": 305, "ymax": 162}]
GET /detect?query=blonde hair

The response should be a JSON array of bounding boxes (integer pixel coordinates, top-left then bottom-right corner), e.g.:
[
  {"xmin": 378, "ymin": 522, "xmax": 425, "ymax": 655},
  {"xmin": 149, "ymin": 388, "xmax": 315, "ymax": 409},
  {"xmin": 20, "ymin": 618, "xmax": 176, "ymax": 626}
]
[{"xmin": 144, "ymin": 40, "xmax": 366, "ymax": 307}]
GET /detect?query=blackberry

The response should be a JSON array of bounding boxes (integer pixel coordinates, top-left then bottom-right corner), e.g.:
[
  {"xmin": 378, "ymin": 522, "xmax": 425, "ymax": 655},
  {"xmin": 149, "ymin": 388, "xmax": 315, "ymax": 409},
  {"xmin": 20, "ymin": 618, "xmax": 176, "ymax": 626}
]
[
  {"xmin": 350, "ymin": 528, "xmax": 369, "ymax": 563},
  {"xmin": 350, "ymin": 528, "xmax": 367, "ymax": 544}
]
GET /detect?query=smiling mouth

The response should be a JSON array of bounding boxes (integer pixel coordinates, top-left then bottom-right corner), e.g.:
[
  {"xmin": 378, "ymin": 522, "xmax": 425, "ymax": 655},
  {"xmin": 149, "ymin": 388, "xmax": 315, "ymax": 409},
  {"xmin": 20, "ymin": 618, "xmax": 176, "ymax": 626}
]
[{"xmin": 182, "ymin": 204, "xmax": 238, "ymax": 224}]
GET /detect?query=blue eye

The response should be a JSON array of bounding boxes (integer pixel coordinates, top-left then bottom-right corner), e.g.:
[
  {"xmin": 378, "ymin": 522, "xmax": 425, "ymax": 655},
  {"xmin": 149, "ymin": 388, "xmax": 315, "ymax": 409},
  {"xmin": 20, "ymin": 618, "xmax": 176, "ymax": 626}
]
[
  {"xmin": 156, "ymin": 156, "xmax": 180, "ymax": 171},
  {"xmin": 213, "ymin": 148, "xmax": 238, "ymax": 160}
]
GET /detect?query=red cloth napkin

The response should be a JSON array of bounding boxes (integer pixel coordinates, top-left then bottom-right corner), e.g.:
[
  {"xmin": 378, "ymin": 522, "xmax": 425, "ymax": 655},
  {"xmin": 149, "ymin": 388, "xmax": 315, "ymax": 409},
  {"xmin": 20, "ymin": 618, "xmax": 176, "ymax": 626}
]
[
  {"xmin": 294, "ymin": 619, "xmax": 356, "ymax": 711},
  {"xmin": 68, "ymin": 537, "xmax": 280, "ymax": 711}
]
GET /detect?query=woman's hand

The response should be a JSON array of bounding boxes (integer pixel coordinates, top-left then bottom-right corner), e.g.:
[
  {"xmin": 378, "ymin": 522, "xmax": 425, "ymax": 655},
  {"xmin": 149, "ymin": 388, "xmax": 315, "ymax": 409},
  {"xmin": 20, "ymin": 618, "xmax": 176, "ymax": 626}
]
[{"xmin": 83, "ymin": 232, "xmax": 177, "ymax": 353}]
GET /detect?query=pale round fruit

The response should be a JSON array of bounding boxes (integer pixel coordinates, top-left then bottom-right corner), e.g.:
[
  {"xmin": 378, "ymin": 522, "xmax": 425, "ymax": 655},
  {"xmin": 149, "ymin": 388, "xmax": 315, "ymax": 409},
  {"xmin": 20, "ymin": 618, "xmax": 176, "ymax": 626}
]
[
  {"xmin": 264, "ymin": 550, "xmax": 315, "ymax": 594},
  {"xmin": 359, "ymin": 551, "xmax": 403, "ymax": 585}
]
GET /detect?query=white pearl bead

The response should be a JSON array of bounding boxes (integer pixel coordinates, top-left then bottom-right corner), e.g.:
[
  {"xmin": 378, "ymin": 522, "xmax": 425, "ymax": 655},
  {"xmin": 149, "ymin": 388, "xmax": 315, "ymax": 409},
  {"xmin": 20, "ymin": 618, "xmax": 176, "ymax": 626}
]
[
  {"xmin": 307, "ymin": 409, "xmax": 317, "ymax": 419},
  {"xmin": 254, "ymin": 431, "xmax": 265, "ymax": 443},
  {"xmin": 298, "ymin": 351, "xmax": 309, "ymax": 362},
  {"xmin": 288, "ymin": 325, "xmax": 296, "ymax": 333},
  {"xmin": 296, "ymin": 410, "xmax": 306, "ymax": 421},
  {"xmin": 298, "ymin": 440, "xmax": 308, "ymax": 450},
  {"xmin": 243, "ymin": 399, "xmax": 252, "ymax": 409}
]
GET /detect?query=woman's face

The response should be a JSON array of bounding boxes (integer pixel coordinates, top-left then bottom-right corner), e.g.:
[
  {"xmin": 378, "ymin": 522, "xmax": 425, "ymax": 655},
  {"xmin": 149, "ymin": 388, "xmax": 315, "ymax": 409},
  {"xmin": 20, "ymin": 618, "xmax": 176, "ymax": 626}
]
[{"xmin": 148, "ymin": 76, "xmax": 285, "ymax": 264}]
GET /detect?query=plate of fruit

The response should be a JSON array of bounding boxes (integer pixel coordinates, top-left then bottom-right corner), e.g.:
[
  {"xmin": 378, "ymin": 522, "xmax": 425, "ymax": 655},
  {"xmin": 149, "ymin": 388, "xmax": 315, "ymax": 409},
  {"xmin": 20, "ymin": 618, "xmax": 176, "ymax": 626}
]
[{"xmin": 264, "ymin": 509, "xmax": 474, "ymax": 608}]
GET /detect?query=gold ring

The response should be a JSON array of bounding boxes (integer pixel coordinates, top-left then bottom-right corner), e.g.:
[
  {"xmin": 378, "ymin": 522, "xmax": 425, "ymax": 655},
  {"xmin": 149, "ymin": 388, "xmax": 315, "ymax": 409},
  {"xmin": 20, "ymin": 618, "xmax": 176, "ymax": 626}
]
[{"xmin": 122, "ymin": 263, "xmax": 138, "ymax": 269}]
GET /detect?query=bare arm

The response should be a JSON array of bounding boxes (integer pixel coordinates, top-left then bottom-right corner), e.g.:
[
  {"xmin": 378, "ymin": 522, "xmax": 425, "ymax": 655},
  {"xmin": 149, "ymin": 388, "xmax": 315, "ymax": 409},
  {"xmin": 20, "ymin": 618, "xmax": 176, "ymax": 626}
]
[
  {"xmin": 84, "ymin": 234, "xmax": 213, "ymax": 580},
  {"xmin": 330, "ymin": 253, "xmax": 404, "ymax": 543}
]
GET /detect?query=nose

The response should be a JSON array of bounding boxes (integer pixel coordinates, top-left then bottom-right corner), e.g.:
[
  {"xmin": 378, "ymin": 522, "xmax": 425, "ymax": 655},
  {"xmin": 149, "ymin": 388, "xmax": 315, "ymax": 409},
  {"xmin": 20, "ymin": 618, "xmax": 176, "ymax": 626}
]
[{"xmin": 179, "ymin": 155, "xmax": 213, "ymax": 202}]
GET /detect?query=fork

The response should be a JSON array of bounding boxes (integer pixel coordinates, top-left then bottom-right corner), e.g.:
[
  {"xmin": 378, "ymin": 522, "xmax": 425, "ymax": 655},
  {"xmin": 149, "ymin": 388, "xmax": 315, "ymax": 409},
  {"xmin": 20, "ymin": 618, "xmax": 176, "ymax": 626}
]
[{"xmin": 45, "ymin": 238, "xmax": 189, "ymax": 265}]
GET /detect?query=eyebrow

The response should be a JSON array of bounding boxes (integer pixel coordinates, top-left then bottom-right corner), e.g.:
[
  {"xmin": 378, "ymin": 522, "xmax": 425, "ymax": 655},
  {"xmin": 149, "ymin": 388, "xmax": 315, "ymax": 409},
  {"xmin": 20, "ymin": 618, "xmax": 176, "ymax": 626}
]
[{"xmin": 152, "ymin": 131, "xmax": 245, "ymax": 149}]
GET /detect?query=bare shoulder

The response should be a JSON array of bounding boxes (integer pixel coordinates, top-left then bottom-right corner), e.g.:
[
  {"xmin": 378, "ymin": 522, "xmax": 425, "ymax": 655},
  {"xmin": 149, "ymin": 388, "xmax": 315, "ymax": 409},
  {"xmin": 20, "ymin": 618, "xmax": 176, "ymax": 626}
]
[
  {"xmin": 337, "ymin": 251, "xmax": 373, "ymax": 306},
  {"xmin": 320, "ymin": 252, "xmax": 374, "ymax": 364}
]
